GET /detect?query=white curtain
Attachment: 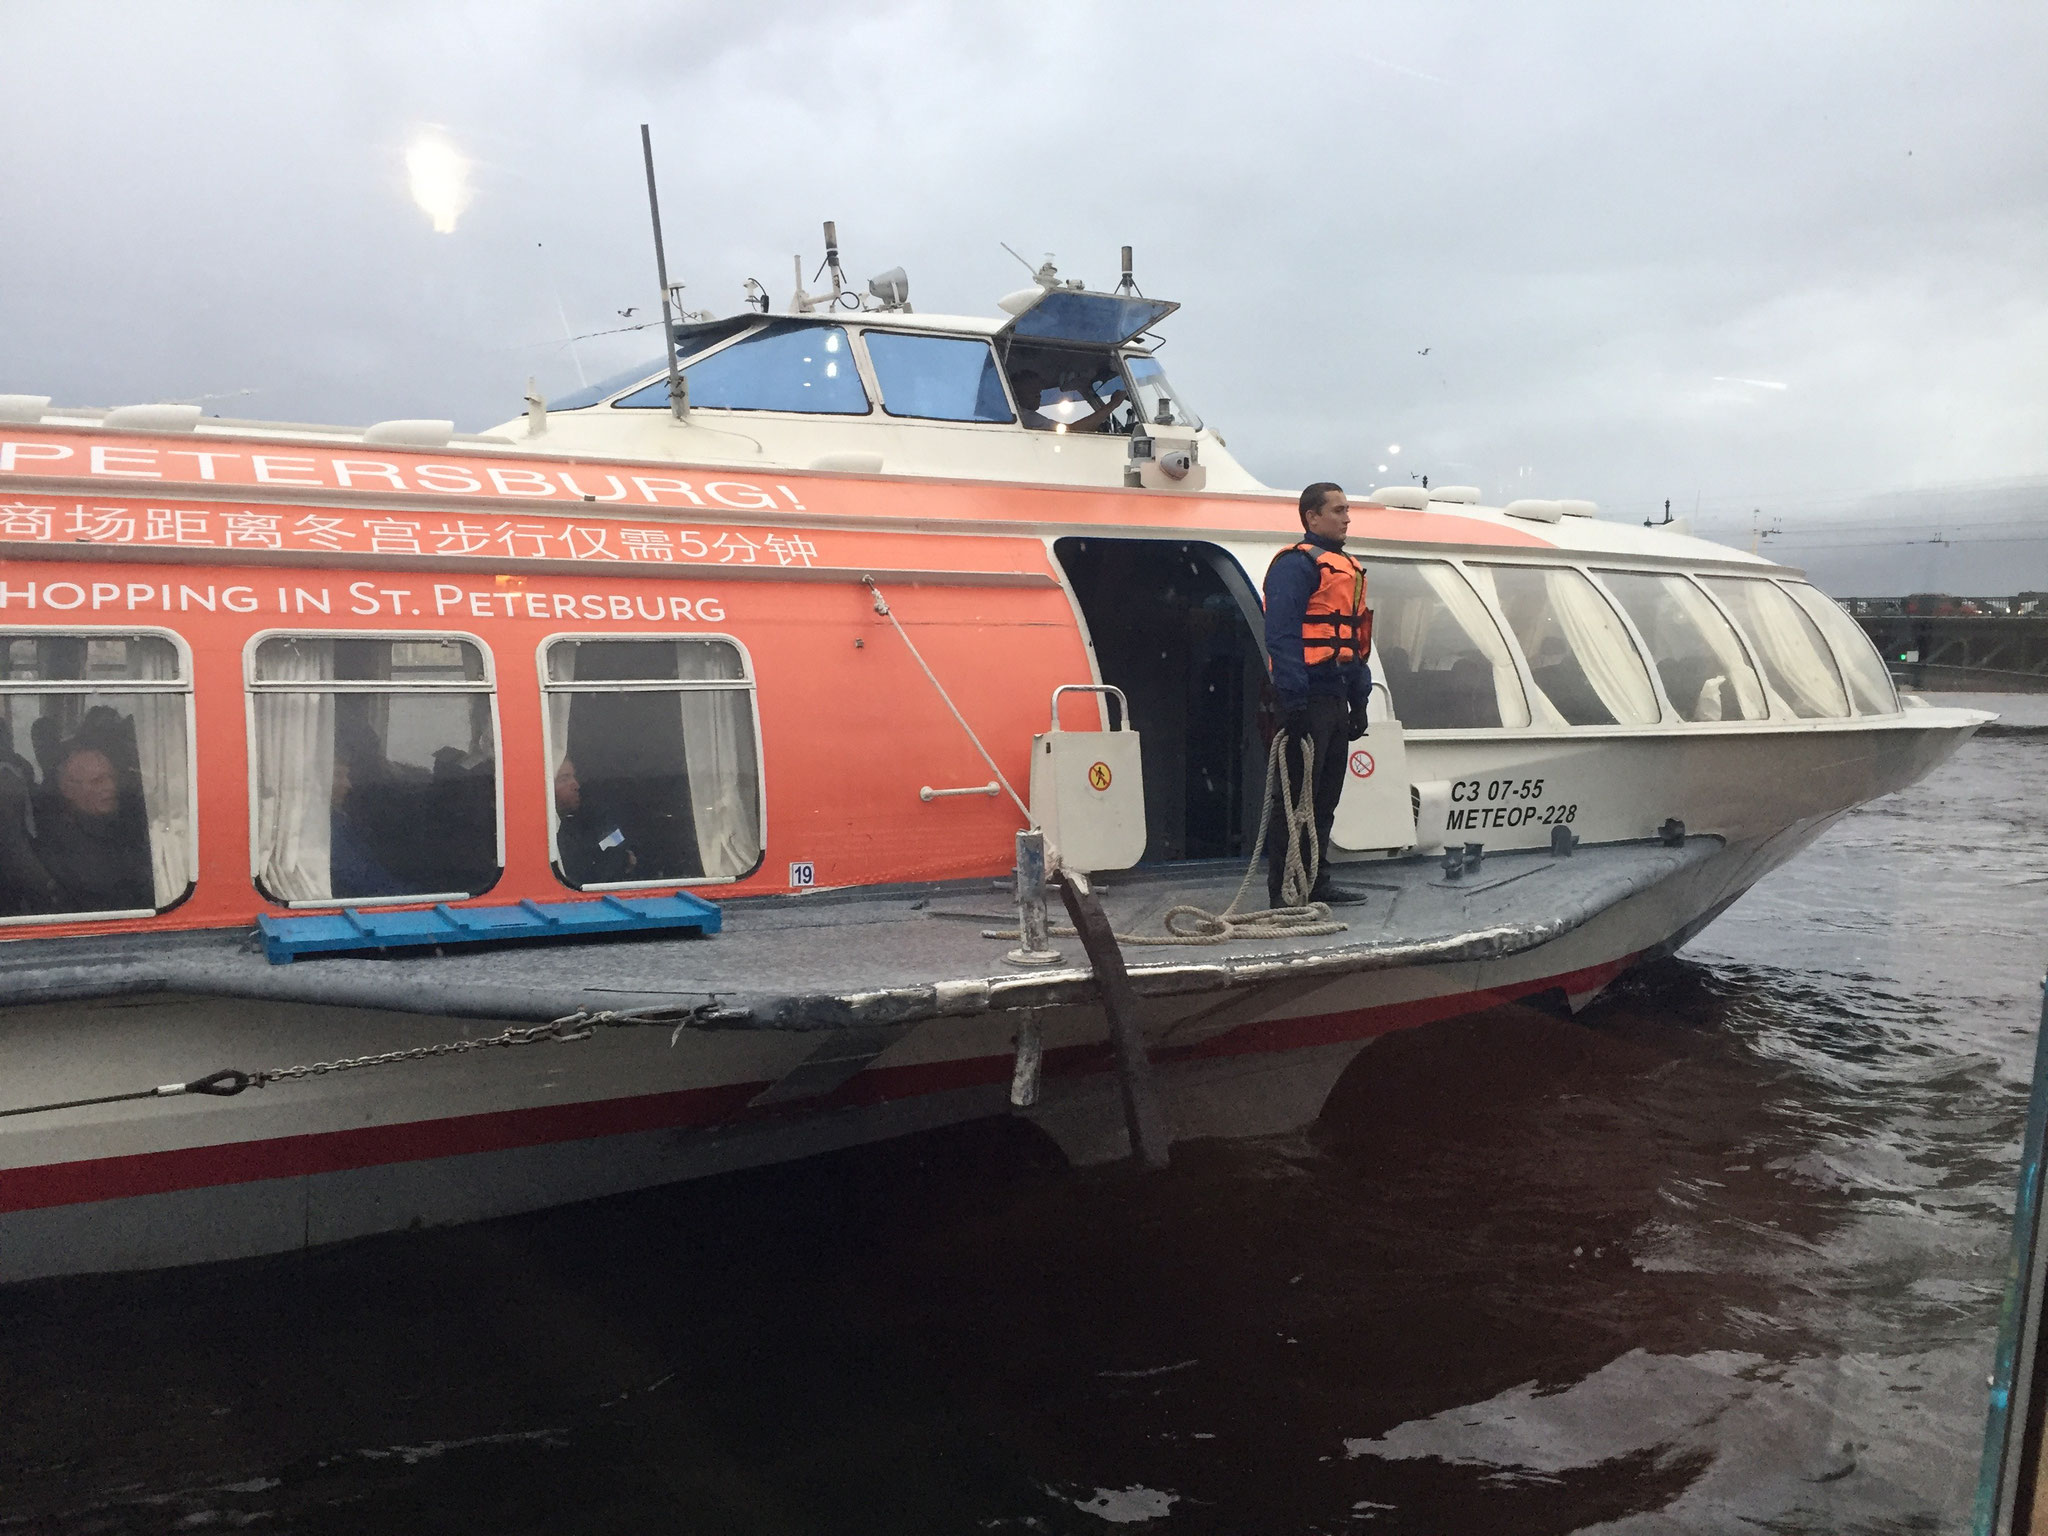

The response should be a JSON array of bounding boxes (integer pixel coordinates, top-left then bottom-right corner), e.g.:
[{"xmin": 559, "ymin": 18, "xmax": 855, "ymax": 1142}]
[
  {"xmin": 1785, "ymin": 582, "xmax": 1898, "ymax": 715},
  {"xmin": 127, "ymin": 641, "xmax": 194, "ymax": 907},
  {"xmin": 1460, "ymin": 565, "xmax": 1566, "ymax": 727},
  {"xmin": 1546, "ymin": 568, "xmax": 1660, "ymax": 725},
  {"xmin": 1707, "ymin": 578, "xmax": 1848, "ymax": 719},
  {"xmin": 251, "ymin": 639, "xmax": 335, "ymax": 901},
  {"xmin": 1418, "ymin": 564, "xmax": 1531, "ymax": 727},
  {"xmin": 545, "ymin": 641, "xmax": 574, "ymax": 864},
  {"xmin": 1667, "ymin": 579, "xmax": 1768, "ymax": 721},
  {"xmin": 676, "ymin": 643, "xmax": 761, "ymax": 876}
]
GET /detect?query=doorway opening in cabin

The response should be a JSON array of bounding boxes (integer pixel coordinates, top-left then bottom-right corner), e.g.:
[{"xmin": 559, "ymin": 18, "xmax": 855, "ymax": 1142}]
[{"xmin": 1053, "ymin": 538, "xmax": 1268, "ymax": 863}]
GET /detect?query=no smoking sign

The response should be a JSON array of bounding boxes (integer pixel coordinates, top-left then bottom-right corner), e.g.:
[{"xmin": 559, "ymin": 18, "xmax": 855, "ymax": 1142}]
[{"xmin": 1348, "ymin": 749, "xmax": 1375, "ymax": 778}]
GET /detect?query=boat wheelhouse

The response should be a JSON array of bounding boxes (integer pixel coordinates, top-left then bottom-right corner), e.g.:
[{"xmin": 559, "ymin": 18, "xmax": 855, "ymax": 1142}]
[{"xmin": 0, "ymin": 253, "xmax": 1987, "ymax": 1282}]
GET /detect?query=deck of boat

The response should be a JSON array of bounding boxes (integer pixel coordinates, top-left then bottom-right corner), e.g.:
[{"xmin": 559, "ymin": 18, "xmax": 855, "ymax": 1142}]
[{"xmin": 0, "ymin": 839, "xmax": 1719, "ymax": 1031}]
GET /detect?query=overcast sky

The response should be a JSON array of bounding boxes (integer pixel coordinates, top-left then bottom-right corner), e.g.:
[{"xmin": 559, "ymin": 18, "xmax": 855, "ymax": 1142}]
[{"xmin": 5, "ymin": 1, "xmax": 2045, "ymax": 568}]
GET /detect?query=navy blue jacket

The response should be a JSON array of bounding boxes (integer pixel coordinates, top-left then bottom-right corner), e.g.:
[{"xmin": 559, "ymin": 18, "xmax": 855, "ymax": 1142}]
[{"xmin": 1264, "ymin": 534, "xmax": 1373, "ymax": 713}]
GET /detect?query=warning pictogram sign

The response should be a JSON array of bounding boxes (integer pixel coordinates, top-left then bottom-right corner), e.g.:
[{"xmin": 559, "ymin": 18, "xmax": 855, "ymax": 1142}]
[
  {"xmin": 1349, "ymin": 750, "xmax": 1376, "ymax": 778},
  {"xmin": 1087, "ymin": 761, "xmax": 1113, "ymax": 791}
]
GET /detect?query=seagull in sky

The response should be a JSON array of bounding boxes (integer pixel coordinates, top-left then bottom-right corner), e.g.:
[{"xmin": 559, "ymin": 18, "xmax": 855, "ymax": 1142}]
[
  {"xmin": 617, "ymin": 307, "xmax": 638, "ymax": 319},
  {"xmin": 1417, "ymin": 347, "xmax": 1430, "ymax": 355}
]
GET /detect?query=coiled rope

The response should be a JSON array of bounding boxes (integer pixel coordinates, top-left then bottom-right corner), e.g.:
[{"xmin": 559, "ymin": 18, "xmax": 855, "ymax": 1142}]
[{"xmin": 987, "ymin": 729, "xmax": 1349, "ymax": 947}]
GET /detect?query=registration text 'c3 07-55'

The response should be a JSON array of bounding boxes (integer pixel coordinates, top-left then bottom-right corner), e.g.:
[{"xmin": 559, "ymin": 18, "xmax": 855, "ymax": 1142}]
[
  {"xmin": 0, "ymin": 497, "xmax": 820, "ymax": 568},
  {"xmin": 0, "ymin": 435, "xmax": 815, "ymax": 513}
]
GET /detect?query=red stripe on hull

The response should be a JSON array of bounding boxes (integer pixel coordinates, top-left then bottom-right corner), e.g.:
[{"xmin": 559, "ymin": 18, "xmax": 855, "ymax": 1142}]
[{"xmin": 0, "ymin": 955, "xmax": 1634, "ymax": 1215}]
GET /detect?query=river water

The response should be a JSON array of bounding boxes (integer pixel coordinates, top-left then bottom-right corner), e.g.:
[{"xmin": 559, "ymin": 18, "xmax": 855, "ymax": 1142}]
[{"xmin": 3, "ymin": 698, "xmax": 2043, "ymax": 1534}]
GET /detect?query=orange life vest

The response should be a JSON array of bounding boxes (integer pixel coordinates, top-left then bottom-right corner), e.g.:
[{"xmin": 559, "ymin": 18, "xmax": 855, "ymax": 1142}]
[{"xmin": 1290, "ymin": 542, "xmax": 1373, "ymax": 668}]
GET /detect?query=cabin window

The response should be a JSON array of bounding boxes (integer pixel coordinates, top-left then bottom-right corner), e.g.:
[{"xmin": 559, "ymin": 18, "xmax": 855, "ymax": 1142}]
[
  {"xmin": 1781, "ymin": 582, "xmax": 1900, "ymax": 715},
  {"xmin": 1596, "ymin": 572, "xmax": 1768, "ymax": 722},
  {"xmin": 1368, "ymin": 561, "xmax": 1531, "ymax": 729},
  {"xmin": 1699, "ymin": 577, "xmax": 1850, "ymax": 719},
  {"xmin": 549, "ymin": 357, "xmax": 669, "ymax": 412},
  {"xmin": 613, "ymin": 322, "xmax": 870, "ymax": 415},
  {"xmin": 541, "ymin": 638, "xmax": 763, "ymax": 888},
  {"xmin": 1469, "ymin": 564, "xmax": 1660, "ymax": 727},
  {"xmin": 866, "ymin": 332, "xmax": 1014, "ymax": 423},
  {"xmin": 1002, "ymin": 343, "xmax": 1134, "ymax": 434},
  {"xmin": 1125, "ymin": 353, "xmax": 1202, "ymax": 430},
  {"xmin": 247, "ymin": 635, "xmax": 500, "ymax": 905},
  {"xmin": 0, "ymin": 632, "xmax": 193, "ymax": 920}
]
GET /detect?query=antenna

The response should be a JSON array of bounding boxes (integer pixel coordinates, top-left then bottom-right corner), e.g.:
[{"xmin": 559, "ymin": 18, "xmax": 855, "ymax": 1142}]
[
  {"xmin": 1114, "ymin": 245, "xmax": 1139, "ymax": 296},
  {"xmin": 815, "ymin": 220, "xmax": 846, "ymax": 302},
  {"xmin": 1000, "ymin": 241, "xmax": 1038, "ymax": 276},
  {"xmin": 638, "ymin": 124, "xmax": 688, "ymax": 421}
]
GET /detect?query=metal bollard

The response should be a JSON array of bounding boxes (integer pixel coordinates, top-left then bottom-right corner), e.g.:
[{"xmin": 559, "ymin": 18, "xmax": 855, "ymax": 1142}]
[
  {"xmin": 1442, "ymin": 846, "xmax": 1465, "ymax": 880},
  {"xmin": 1006, "ymin": 828, "xmax": 1062, "ymax": 968},
  {"xmin": 1464, "ymin": 841, "xmax": 1485, "ymax": 868}
]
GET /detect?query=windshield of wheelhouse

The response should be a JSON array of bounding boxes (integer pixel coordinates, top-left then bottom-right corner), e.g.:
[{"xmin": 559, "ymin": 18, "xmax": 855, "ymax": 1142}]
[
  {"xmin": 1002, "ymin": 342, "xmax": 1133, "ymax": 433},
  {"xmin": 614, "ymin": 322, "xmax": 869, "ymax": 414},
  {"xmin": 1125, "ymin": 352, "xmax": 1201, "ymax": 430}
]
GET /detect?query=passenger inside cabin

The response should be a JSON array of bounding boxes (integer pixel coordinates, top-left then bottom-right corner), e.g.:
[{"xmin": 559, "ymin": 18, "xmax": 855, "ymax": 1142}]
[
  {"xmin": 552, "ymin": 756, "xmax": 637, "ymax": 887},
  {"xmin": 0, "ymin": 728, "xmax": 60, "ymax": 915},
  {"xmin": 32, "ymin": 743, "xmax": 153, "ymax": 913},
  {"xmin": 328, "ymin": 758, "xmax": 402, "ymax": 899},
  {"xmin": 0, "ymin": 719, "xmax": 34, "ymax": 788}
]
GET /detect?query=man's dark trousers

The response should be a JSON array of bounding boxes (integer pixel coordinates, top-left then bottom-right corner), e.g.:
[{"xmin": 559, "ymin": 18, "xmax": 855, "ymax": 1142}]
[{"xmin": 1266, "ymin": 694, "xmax": 1350, "ymax": 907}]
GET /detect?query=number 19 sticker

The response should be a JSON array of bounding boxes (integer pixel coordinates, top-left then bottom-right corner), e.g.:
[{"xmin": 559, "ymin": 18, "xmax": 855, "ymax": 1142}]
[{"xmin": 1087, "ymin": 761, "xmax": 1113, "ymax": 792}]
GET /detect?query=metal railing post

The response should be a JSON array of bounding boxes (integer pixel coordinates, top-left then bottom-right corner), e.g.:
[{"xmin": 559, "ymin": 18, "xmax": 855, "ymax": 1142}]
[{"xmin": 1006, "ymin": 828, "xmax": 1061, "ymax": 969}]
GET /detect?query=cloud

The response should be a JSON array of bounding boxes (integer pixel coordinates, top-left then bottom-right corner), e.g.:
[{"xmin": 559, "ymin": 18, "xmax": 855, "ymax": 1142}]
[{"xmin": 1, "ymin": 1, "xmax": 2043, "ymax": 524}]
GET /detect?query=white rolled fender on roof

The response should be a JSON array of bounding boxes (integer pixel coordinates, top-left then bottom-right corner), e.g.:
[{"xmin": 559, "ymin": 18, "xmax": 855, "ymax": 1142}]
[
  {"xmin": 362, "ymin": 419, "xmax": 455, "ymax": 448},
  {"xmin": 1503, "ymin": 498, "xmax": 1564, "ymax": 523},
  {"xmin": 1368, "ymin": 486, "xmax": 1431, "ymax": 510},
  {"xmin": 103, "ymin": 403, "xmax": 202, "ymax": 431},
  {"xmin": 0, "ymin": 394, "xmax": 51, "ymax": 424}
]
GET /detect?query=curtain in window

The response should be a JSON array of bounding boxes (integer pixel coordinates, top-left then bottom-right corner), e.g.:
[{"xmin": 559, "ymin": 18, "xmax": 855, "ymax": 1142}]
[
  {"xmin": 127, "ymin": 644, "xmax": 193, "ymax": 907},
  {"xmin": 546, "ymin": 643, "xmax": 575, "ymax": 856},
  {"xmin": 676, "ymin": 645, "xmax": 761, "ymax": 876},
  {"xmin": 1417, "ymin": 564, "xmax": 1530, "ymax": 727},
  {"xmin": 1784, "ymin": 583, "xmax": 1898, "ymax": 715},
  {"xmin": 1545, "ymin": 568, "xmax": 1660, "ymax": 725},
  {"xmin": 1705, "ymin": 578, "xmax": 1849, "ymax": 719},
  {"xmin": 252, "ymin": 639, "xmax": 336, "ymax": 901},
  {"xmin": 1667, "ymin": 580, "xmax": 1769, "ymax": 721},
  {"xmin": 1458, "ymin": 566, "xmax": 1559, "ymax": 724}
]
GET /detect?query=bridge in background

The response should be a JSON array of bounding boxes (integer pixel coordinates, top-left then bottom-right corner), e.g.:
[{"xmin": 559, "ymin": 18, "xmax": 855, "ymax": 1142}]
[{"xmin": 1847, "ymin": 595, "xmax": 2048, "ymax": 693}]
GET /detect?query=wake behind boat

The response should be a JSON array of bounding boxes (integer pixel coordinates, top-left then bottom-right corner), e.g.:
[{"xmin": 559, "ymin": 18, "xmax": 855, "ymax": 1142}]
[{"xmin": 0, "ymin": 226, "xmax": 1986, "ymax": 1282}]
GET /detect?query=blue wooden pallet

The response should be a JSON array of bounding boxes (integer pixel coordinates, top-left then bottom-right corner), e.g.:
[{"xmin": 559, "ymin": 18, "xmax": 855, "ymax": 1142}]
[{"xmin": 256, "ymin": 891, "xmax": 722, "ymax": 964}]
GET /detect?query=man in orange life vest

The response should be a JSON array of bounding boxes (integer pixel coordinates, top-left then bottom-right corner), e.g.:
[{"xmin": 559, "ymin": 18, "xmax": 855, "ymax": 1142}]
[{"xmin": 1263, "ymin": 482, "xmax": 1374, "ymax": 907}]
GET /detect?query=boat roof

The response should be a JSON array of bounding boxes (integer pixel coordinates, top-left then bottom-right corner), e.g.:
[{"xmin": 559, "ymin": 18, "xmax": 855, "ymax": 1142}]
[
  {"xmin": 0, "ymin": 271, "xmax": 1783, "ymax": 574},
  {"xmin": 0, "ymin": 413, "xmax": 1787, "ymax": 574}
]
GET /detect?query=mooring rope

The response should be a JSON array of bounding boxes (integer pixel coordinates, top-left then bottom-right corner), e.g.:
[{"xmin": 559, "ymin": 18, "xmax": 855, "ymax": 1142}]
[{"xmin": 986, "ymin": 729, "xmax": 1349, "ymax": 947}]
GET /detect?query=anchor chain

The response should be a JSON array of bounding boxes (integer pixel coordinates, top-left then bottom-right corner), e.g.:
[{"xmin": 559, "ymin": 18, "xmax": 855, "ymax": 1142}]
[
  {"xmin": 253, "ymin": 1016, "xmax": 596, "ymax": 1084},
  {"xmin": 0, "ymin": 1002, "xmax": 745, "ymax": 1120}
]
